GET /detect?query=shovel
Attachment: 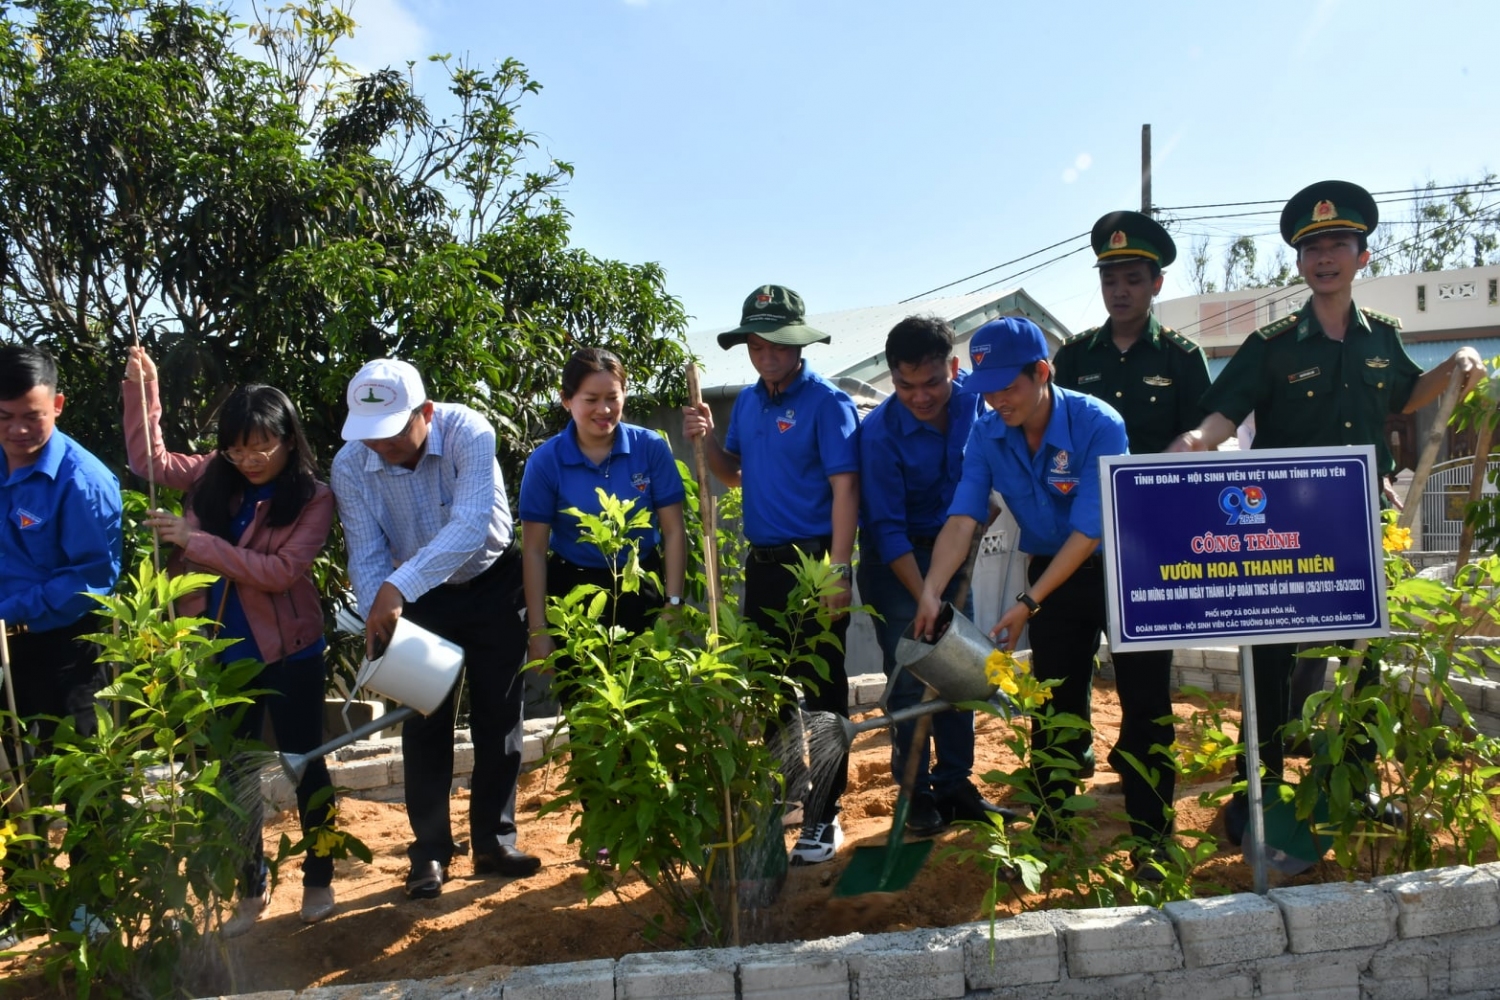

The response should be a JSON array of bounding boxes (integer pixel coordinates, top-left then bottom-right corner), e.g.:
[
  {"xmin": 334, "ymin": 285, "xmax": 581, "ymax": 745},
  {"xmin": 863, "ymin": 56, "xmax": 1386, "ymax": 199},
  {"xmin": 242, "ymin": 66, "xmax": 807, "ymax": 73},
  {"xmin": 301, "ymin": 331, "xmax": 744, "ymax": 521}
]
[{"xmin": 834, "ymin": 529, "xmax": 988, "ymax": 897}]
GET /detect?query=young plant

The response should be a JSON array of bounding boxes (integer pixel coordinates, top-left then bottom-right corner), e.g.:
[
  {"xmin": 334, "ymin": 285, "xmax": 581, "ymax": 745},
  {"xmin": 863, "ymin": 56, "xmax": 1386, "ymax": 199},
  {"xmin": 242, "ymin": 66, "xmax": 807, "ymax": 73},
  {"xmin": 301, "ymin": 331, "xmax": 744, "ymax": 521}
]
[
  {"xmin": 4, "ymin": 559, "xmax": 267, "ymax": 999},
  {"xmin": 530, "ymin": 487, "xmax": 799, "ymax": 945}
]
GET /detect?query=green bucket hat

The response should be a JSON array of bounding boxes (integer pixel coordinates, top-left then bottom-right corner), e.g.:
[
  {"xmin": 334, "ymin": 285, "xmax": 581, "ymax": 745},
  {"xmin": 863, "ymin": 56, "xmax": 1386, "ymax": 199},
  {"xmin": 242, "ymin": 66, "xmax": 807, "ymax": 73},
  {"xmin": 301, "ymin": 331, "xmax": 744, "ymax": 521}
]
[{"xmin": 716, "ymin": 284, "xmax": 831, "ymax": 350}]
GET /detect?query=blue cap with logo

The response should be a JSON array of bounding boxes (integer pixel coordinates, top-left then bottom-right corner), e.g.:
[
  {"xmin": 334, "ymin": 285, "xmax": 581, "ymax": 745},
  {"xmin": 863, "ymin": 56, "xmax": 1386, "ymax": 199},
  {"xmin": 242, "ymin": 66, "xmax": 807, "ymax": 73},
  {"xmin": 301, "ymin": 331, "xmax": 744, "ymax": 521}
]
[{"xmin": 962, "ymin": 317, "xmax": 1049, "ymax": 394}]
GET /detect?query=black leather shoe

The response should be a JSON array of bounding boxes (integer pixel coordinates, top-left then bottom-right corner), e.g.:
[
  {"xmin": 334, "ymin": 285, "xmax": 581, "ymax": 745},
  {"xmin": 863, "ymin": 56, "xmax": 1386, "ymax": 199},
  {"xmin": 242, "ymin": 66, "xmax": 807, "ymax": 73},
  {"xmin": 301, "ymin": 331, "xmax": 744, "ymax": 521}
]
[
  {"xmin": 405, "ymin": 860, "xmax": 445, "ymax": 899},
  {"xmin": 1223, "ymin": 794, "xmax": 1248, "ymax": 848},
  {"xmin": 905, "ymin": 793, "xmax": 947, "ymax": 838},
  {"xmin": 937, "ymin": 782, "xmax": 1021, "ymax": 826},
  {"xmin": 473, "ymin": 843, "xmax": 542, "ymax": 878},
  {"xmin": 1362, "ymin": 788, "xmax": 1405, "ymax": 828}
]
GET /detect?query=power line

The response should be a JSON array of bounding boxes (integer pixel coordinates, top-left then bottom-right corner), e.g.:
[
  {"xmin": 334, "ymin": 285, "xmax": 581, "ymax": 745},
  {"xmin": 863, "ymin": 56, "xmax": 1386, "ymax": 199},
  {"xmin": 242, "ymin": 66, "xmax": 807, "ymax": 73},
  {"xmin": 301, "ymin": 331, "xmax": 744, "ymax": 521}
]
[
  {"xmin": 901, "ymin": 231, "xmax": 1089, "ymax": 302},
  {"xmin": 1157, "ymin": 180, "xmax": 1500, "ymax": 214}
]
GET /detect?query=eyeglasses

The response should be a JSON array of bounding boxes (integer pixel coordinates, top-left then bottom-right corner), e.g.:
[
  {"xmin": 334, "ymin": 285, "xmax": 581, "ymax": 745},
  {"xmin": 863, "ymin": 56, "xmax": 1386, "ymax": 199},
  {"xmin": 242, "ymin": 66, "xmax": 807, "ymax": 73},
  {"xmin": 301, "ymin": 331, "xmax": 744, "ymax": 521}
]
[
  {"xmin": 223, "ymin": 441, "xmax": 284, "ymax": 467},
  {"xmin": 363, "ymin": 409, "xmax": 420, "ymax": 445}
]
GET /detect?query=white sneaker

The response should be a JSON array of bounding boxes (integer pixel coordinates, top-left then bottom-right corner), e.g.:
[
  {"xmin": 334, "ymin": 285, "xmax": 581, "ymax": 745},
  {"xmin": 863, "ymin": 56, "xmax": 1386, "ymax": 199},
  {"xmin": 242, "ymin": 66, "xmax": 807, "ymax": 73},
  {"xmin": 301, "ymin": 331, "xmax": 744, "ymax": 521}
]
[
  {"xmin": 790, "ymin": 816, "xmax": 843, "ymax": 865},
  {"xmin": 221, "ymin": 887, "xmax": 270, "ymax": 939}
]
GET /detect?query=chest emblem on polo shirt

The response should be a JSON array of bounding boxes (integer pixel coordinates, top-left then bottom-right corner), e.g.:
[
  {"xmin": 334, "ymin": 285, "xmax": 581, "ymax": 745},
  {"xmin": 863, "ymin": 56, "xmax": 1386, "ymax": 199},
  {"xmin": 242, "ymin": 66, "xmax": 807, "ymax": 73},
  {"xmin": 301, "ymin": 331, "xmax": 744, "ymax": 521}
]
[
  {"xmin": 14, "ymin": 507, "xmax": 43, "ymax": 529},
  {"xmin": 1144, "ymin": 375, "xmax": 1173, "ymax": 386},
  {"xmin": 1047, "ymin": 450, "xmax": 1078, "ymax": 494},
  {"xmin": 776, "ymin": 409, "xmax": 797, "ymax": 433},
  {"xmin": 1077, "ymin": 373, "xmax": 1102, "ymax": 384},
  {"xmin": 631, "ymin": 472, "xmax": 651, "ymax": 493},
  {"xmin": 1366, "ymin": 357, "xmax": 1390, "ymax": 368},
  {"xmin": 1287, "ymin": 367, "xmax": 1321, "ymax": 384}
]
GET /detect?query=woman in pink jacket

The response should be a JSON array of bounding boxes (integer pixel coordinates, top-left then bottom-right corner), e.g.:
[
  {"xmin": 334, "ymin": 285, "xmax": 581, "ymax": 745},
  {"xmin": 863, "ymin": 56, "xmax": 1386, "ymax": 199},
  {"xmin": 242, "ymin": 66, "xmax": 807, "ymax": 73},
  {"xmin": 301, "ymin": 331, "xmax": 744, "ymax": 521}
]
[{"xmin": 124, "ymin": 346, "xmax": 337, "ymax": 933}]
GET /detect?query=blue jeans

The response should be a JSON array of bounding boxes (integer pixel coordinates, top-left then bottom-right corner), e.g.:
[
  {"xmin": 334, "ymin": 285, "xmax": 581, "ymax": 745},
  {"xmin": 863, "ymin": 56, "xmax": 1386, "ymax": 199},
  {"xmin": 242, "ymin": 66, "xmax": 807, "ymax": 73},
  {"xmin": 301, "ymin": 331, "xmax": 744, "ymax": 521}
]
[{"xmin": 857, "ymin": 540, "xmax": 975, "ymax": 798}]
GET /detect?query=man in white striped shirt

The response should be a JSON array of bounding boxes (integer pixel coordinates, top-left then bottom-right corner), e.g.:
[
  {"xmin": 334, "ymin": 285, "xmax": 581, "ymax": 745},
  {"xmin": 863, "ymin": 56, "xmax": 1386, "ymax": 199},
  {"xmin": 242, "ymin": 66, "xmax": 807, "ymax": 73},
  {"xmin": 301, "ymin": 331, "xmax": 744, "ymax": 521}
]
[{"xmin": 332, "ymin": 358, "xmax": 539, "ymax": 900}]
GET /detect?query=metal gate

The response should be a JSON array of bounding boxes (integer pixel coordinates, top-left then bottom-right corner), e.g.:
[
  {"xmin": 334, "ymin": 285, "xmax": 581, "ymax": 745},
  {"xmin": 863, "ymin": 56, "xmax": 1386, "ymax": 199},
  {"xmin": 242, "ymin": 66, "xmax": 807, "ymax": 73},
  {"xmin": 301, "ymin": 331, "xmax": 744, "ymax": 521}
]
[{"xmin": 1422, "ymin": 457, "xmax": 1500, "ymax": 551}]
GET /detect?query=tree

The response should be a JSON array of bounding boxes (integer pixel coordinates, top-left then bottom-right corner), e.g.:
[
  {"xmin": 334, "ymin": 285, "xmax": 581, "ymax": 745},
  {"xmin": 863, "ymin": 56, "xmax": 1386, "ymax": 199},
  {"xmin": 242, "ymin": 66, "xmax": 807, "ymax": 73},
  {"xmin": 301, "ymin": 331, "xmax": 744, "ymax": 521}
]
[
  {"xmin": 1368, "ymin": 176, "xmax": 1500, "ymax": 277},
  {"xmin": 0, "ymin": 0, "xmax": 690, "ymax": 488}
]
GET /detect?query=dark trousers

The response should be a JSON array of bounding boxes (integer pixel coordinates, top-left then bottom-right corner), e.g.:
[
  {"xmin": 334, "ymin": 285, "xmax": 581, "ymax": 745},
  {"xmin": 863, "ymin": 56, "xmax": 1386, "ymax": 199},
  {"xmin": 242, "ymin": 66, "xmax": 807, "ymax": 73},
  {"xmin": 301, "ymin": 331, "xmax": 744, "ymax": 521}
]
[
  {"xmin": 545, "ymin": 549, "xmax": 662, "ymax": 709},
  {"xmin": 1027, "ymin": 555, "xmax": 1175, "ymax": 840},
  {"xmin": 1108, "ymin": 647, "xmax": 1176, "ymax": 842},
  {"xmin": 1238, "ymin": 643, "xmax": 1380, "ymax": 786},
  {"xmin": 2, "ymin": 619, "xmax": 106, "ymax": 872},
  {"xmin": 744, "ymin": 547, "xmax": 850, "ymax": 824},
  {"xmin": 235, "ymin": 653, "xmax": 335, "ymax": 889},
  {"xmin": 1025, "ymin": 555, "xmax": 1103, "ymax": 815},
  {"xmin": 857, "ymin": 541, "xmax": 975, "ymax": 798},
  {"xmin": 401, "ymin": 553, "xmax": 528, "ymax": 867}
]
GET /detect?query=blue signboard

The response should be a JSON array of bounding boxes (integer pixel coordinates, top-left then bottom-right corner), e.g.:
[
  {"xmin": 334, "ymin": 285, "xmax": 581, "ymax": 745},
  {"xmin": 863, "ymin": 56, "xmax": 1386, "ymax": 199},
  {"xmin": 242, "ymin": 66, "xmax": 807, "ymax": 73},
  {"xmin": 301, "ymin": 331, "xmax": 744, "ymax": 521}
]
[{"xmin": 1100, "ymin": 447, "xmax": 1388, "ymax": 651}]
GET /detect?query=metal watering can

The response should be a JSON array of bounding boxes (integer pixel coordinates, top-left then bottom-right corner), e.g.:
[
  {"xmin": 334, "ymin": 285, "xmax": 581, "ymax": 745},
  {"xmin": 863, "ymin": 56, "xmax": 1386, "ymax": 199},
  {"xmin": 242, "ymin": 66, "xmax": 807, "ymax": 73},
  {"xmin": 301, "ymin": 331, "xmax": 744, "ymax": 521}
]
[{"xmin": 278, "ymin": 617, "xmax": 464, "ymax": 784}]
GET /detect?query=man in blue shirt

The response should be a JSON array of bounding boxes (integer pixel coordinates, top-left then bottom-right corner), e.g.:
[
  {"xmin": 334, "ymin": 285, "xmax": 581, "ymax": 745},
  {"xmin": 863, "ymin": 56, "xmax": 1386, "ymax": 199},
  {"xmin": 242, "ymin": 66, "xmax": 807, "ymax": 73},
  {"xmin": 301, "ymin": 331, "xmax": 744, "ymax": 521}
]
[
  {"xmin": 683, "ymin": 284, "xmax": 860, "ymax": 866},
  {"xmin": 912, "ymin": 318, "xmax": 1133, "ymax": 853},
  {"xmin": 0, "ymin": 345, "xmax": 121, "ymax": 936},
  {"xmin": 857, "ymin": 315, "xmax": 1015, "ymax": 836}
]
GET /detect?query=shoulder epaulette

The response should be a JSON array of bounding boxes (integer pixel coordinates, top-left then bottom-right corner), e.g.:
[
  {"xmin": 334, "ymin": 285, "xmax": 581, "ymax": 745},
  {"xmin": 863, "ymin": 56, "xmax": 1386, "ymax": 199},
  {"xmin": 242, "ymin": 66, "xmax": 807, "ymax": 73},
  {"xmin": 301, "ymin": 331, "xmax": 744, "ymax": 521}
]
[
  {"xmin": 1254, "ymin": 312, "xmax": 1301, "ymax": 341},
  {"xmin": 1066, "ymin": 327, "xmax": 1100, "ymax": 345},
  {"xmin": 1160, "ymin": 327, "xmax": 1201, "ymax": 354},
  {"xmin": 1360, "ymin": 307, "xmax": 1403, "ymax": 330}
]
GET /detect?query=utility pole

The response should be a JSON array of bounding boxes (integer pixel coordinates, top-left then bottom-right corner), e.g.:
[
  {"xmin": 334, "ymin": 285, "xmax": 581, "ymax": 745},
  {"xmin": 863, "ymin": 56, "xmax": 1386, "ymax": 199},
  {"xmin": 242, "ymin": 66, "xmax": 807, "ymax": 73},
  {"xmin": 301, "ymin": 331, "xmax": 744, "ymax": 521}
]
[{"xmin": 1141, "ymin": 123, "xmax": 1153, "ymax": 217}]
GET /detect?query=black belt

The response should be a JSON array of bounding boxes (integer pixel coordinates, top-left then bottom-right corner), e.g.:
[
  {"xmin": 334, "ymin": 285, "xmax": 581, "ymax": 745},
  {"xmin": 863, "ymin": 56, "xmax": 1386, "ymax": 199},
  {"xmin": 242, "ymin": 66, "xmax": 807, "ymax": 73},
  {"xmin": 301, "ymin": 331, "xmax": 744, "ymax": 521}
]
[
  {"xmin": 444, "ymin": 542, "xmax": 520, "ymax": 590},
  {"xmin": 749, "ymin": 536, "xmax": 831, "ymax": 563},
  {"xmin": 909, "ymin": 534, "xmax": 939, "ymax": 548}
]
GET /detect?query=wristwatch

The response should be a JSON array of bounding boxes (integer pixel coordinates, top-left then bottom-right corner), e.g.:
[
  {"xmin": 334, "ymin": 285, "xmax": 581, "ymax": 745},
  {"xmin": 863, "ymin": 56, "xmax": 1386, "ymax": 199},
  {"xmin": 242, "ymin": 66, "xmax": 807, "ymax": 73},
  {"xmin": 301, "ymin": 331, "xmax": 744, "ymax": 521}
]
[
  {"xmin": 1016, "ymin": 592, "xmax": 1041, "ymax": 617},
  {"xmin": 829, "ymin": 563, "xmax": 852, "ymax": 579},
  {"xmin": 666, "ymin": 595, "xmax": 683, "ymax": 607}
]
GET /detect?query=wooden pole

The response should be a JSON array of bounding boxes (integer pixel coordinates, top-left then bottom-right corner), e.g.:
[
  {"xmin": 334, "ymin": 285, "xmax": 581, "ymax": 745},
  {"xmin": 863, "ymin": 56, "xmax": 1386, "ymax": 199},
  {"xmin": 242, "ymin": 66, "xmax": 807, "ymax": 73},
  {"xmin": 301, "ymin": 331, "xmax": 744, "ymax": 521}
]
[
  {"xmin": 1400, "ymin": 367, "xmax": 1466, "ymax": 532},
  {"xmin": 685, "ymin": 363, "xmax": 737, "ymax": 947},
  {"xmin": 1455, "ymin": 405, "xmax": 1497, "ymax": 571},
  {"xmin": 1140, "ymin": 124, "xmax": 1153, "ymax": 216}
]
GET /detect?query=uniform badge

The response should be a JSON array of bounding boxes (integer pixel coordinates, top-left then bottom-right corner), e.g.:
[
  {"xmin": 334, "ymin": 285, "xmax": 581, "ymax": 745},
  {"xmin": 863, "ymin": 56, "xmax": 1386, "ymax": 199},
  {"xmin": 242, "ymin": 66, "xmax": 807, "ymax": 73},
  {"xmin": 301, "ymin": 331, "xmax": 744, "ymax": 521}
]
[
  {"xmin": 1047, "ymin": 450, "xmax": 1078, "ymax": 494},
  {"xmin": 1365, "ymin": 357, "xmax": 1390, "ymax": 368},
  {"xmin": 353, "ymin": 382, "xmax": 397, "ymax": 407},
  {"xmin": 1051, "ymin": 450, "xmax": 1071, "ymax": 474},
  {"xmin": 1312, "ymin": 199, "xmax": 1337, "ymax": 222},
  {"xmin": 15, "ymin": 507, "xmax": 43, "ymax": 529},
  {"xmin": 1287, "ymin": 367, "xmax": 1321, "ymax": 384},
  {"xmin": 1143, "ymin": 375, "xmax": 1173, "ymax": 386},
  {"xmin": 776, "ymin": 409, "xmax": 797, "ymax": 433},
  {"xmin": 970, "ymin": 342, "xmax": 990, "ymax": 367},
  {"xmin": 755, "ymin": 292, "xmax": 772, "ymax": 309},
  {"xmin": 1108, "ymin": 230, "xmax": 1128, "ymax": 249},
  {"xmin": 1077, "ymin": 372, "xmax": 1102, "ymax": 384},
  {"xmin": 631, "ymin": 472, "xmax": 651, "ymax": 493}
]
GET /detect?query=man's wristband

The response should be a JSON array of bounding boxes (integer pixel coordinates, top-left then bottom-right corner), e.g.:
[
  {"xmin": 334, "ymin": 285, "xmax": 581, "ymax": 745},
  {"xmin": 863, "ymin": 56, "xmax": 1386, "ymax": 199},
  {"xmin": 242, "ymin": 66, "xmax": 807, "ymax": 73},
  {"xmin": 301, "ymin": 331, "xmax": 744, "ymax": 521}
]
[
  {"xmin": 1016, "ymin": 592, "xmax": 1041, "ymax": 617},
  {"xmin": 829, "ymin": 563, "xmax": 852, "ymax": 580},
  {"xmin": 665, "ymin": 595, "xmax": 683, "ymax": 607}
]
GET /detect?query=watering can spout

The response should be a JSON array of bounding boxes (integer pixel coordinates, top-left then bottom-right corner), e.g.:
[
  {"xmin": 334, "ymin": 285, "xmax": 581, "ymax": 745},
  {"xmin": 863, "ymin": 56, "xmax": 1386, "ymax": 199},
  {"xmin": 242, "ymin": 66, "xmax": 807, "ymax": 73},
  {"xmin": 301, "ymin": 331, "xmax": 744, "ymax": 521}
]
[{"xmin": 278, "ymin": 705, "xmax": 420, "ymax": 785}]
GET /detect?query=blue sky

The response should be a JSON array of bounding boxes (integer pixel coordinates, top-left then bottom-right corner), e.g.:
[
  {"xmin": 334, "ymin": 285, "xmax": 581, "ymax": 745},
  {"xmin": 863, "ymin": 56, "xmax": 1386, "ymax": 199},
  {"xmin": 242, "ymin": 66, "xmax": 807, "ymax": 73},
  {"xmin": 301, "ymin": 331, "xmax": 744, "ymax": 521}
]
[{"xmin": 322, "ymin": 0, "xmax": 1500, "ymax": 337}]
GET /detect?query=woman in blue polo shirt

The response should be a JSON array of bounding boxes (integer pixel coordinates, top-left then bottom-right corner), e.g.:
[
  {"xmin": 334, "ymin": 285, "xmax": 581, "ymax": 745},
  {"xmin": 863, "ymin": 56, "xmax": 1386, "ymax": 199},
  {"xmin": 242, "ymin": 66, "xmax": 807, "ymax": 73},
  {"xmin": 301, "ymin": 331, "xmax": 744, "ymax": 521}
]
[{"xmin": 520, "ymin": 348, "xmax": 687, "ymax": 693}]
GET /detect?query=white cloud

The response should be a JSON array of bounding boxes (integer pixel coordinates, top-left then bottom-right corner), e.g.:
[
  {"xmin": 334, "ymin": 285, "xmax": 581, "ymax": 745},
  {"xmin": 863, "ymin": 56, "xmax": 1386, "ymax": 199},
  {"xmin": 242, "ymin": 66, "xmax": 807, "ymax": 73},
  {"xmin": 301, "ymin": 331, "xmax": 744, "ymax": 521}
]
[
  {"xmin": 1062, "ymin": 167, "xmax": 1079, "ymax": 184},
  {"xmin": 1075, "ymin": 153, "xmax": 1093, "ymax": 172},
  {"xmin": 341, "ymin": 0, "xmax": 432, "ymax": 76}
]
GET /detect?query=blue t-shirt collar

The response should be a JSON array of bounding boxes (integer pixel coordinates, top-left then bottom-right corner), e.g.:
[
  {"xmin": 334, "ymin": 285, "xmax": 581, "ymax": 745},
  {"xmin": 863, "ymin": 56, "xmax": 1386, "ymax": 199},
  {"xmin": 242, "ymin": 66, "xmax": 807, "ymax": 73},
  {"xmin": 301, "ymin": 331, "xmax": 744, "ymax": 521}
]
[
  {"xmin": 558, "ymin": 421, "xmax": 633, "ymax": 468},
  {"xmin": 3, "ymin": 428, "xmax": 66, "ymax": 484},
  {"xmin": 753, "ymin": 361, "xmax": 813, "ymax": 405},
  {"xmin": 892, "ymin": 369, "xmax": 971, "ymax": 437}
]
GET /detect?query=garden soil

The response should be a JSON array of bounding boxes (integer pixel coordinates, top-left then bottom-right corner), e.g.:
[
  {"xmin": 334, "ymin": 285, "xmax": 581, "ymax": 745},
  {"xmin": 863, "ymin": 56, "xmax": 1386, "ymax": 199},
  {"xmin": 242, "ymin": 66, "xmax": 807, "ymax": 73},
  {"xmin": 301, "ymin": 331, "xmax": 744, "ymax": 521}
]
[{"xmin": 0, "ymin": 681, "xmax": 1457, "ymax": 996}]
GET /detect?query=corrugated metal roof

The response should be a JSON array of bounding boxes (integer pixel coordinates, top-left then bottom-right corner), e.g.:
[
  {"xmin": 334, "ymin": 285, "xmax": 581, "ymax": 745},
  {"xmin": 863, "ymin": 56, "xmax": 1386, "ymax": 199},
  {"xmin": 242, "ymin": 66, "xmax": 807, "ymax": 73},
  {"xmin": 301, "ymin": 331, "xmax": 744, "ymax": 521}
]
[{"xmin": 685, "ymin": 288, "xmax": 1072, "ymax": 389}]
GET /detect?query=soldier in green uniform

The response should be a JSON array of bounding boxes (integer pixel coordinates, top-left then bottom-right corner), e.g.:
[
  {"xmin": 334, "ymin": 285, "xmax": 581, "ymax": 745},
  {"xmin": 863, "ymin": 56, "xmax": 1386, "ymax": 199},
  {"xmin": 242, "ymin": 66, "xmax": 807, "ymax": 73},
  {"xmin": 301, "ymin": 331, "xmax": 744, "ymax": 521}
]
[
  {"xmin": 1052, "ymin": 211, "xmax": 1209, "ymax": 867},
  {"xmin": 1171, "ymin": 180, "xmax": 1486, "ymax": 844}
]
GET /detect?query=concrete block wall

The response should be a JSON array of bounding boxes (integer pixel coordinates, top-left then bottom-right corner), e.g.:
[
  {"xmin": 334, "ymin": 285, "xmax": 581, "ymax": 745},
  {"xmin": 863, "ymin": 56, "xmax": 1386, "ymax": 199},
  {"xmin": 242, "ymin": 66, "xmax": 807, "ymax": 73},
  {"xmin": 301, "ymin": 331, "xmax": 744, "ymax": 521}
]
[{"xmin": 214, "ymin": 865, "xmax": 1500, "ymax": 1000}]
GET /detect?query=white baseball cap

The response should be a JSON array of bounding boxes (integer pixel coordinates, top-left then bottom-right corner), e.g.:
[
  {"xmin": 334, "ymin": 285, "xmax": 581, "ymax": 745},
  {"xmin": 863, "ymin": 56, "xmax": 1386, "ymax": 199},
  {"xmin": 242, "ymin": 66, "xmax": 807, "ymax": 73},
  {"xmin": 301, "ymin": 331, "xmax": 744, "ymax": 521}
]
[{"xmin": 341, "ymin": 358, "xmax": 427, "ymax": 441}]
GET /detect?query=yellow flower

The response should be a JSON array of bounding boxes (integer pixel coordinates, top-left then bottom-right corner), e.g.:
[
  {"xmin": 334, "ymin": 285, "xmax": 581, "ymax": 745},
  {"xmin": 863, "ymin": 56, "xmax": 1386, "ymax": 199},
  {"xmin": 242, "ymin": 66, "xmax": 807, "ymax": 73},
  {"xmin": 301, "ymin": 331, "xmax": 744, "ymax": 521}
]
[
  {"xmin": 0, "ymin": 818, "xmax": 16, "ymax": 862},
  {"xmin": 312, "ymin": 826, "xmax": 346, "ymax": 858},
  {"xmin": 1383, "ymin": 523, "xmax": 1412, "ymax": 553}
]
